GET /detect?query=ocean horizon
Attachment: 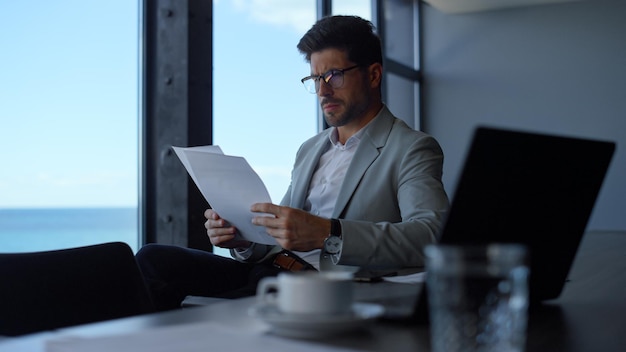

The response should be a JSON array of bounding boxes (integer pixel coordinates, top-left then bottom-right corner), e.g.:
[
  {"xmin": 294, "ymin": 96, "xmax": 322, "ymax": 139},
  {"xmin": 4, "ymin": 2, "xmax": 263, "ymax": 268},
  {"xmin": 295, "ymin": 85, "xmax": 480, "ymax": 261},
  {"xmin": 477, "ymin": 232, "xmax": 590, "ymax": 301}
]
[{"xmin": 0, "ymin": 207, "xmax": 139, "ymax": 253}]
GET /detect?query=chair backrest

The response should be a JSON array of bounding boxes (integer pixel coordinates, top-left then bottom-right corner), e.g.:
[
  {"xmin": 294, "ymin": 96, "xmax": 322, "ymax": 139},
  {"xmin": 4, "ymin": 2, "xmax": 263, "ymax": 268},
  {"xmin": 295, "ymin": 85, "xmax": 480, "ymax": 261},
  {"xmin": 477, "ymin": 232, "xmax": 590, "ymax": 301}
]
[{"xmin": 0, "ymin": 242, "xmax": 155, "ymax": 336}]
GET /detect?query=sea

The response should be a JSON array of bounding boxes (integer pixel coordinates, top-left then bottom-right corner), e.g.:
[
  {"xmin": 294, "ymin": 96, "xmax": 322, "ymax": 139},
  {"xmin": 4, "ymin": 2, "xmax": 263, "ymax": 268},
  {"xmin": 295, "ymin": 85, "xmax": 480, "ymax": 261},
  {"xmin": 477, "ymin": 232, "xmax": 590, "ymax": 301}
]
[{"xmin": 0, "ymin": 207, "xmax": 139, "ymax": 253}]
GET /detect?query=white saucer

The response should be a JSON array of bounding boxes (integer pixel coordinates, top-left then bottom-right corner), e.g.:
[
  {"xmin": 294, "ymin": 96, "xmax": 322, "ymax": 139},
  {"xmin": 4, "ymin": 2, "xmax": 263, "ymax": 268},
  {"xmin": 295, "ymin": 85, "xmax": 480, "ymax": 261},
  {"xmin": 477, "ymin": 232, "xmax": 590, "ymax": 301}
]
[{"xmin": 249, "ymin": 302, "xmax": 385, "ymax": 339}]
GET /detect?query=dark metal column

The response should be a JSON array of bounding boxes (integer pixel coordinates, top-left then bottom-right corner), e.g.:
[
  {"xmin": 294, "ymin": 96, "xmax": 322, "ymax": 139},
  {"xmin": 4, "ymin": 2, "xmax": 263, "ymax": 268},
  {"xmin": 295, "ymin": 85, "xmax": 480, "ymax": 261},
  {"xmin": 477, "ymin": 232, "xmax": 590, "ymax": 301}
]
[{"xmin": 141, "ymin": 0, "xmax": 212, "ymax": 250}]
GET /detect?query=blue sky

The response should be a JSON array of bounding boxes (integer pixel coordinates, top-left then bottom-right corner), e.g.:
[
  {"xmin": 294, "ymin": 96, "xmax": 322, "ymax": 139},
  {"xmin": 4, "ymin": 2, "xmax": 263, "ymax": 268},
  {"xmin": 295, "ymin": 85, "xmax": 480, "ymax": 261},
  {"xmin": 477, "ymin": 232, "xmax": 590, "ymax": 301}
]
[
  {"xmin": 0, "ymin": 1, "xmax": 139, "ymax": 208},
  {"xmin": 0, "ymin": 0, "xmax": 368, "ymax": 208}
]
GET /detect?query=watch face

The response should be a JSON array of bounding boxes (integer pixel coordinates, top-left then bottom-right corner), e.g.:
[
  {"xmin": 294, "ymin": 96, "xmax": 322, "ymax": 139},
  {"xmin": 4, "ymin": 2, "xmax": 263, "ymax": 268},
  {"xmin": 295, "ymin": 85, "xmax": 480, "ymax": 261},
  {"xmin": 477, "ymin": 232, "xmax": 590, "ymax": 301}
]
[{"xmin": 324, "ymin": 236, "xmax": 343, "ymax": 254}]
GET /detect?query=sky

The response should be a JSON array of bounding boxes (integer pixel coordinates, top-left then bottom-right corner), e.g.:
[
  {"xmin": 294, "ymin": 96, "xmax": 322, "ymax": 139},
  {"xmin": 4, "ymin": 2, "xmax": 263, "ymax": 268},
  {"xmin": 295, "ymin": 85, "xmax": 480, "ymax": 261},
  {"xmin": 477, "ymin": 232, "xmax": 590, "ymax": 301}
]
[
  {"xmin": 0, "ymin": 0, "xmax": 369, "ymax": 209},
  {"xmin": 0, "ymin": 1, "xmax": 139, "ymax": 208}
]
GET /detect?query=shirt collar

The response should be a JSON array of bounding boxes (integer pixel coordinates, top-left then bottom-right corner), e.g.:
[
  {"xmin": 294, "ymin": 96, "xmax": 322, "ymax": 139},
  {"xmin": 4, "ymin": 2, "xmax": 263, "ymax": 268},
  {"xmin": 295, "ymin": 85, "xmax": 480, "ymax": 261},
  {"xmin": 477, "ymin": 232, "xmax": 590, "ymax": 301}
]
[{"xmin": 329, "ymin": 126, "xmax": 364, "ymax": 150}]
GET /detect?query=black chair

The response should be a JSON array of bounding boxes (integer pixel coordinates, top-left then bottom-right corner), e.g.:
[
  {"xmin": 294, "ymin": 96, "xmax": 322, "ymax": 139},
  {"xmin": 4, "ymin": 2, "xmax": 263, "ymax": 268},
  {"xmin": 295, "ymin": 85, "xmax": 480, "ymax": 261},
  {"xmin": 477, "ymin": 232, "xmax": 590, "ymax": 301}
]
[{"xmin": 0, "ymin": 242, "xmax": 155, "ymax": 336}]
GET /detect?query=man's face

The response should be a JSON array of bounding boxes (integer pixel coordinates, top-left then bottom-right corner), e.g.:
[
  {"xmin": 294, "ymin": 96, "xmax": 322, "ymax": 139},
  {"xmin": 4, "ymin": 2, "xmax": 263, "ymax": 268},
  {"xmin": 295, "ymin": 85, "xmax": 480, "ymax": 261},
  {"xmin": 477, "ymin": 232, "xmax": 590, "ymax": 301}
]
[{"xmin": 310, "ymin": 48, "xmax": 372, "ymax": 128}]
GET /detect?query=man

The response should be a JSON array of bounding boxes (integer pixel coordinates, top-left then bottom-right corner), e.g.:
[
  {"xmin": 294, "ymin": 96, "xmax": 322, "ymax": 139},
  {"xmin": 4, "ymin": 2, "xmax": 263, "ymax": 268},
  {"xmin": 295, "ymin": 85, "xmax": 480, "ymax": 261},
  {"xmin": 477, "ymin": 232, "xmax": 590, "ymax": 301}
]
[{"xmin": 136, "ymin": 15, "xmax": 448, "ymax": 311}]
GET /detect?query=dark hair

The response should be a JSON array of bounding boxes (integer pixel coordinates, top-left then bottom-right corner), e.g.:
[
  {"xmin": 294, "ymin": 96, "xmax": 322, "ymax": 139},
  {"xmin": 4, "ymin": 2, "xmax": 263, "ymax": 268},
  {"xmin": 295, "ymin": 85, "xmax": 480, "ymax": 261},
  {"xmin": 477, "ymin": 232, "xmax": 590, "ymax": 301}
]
[{"xmin": 297, "ymin": 15, "xmax": 382, "ymax": 67}]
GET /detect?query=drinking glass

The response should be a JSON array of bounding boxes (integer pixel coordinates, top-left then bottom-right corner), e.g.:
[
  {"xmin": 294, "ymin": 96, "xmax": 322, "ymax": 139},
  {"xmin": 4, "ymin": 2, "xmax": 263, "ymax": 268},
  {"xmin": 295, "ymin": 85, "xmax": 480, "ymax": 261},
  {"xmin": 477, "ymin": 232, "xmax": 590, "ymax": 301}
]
[{"xmin": 425, "ymin": 244, "xmax": 529, "ymax": 352}]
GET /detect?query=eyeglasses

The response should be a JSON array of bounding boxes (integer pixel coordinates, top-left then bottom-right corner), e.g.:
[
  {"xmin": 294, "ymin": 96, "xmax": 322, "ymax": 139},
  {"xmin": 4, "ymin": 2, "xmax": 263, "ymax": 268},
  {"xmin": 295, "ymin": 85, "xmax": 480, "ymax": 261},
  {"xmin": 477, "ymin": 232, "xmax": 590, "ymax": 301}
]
[{"xmin": 300, "ymin": 65, "xmax": 360, "ymax": 94}]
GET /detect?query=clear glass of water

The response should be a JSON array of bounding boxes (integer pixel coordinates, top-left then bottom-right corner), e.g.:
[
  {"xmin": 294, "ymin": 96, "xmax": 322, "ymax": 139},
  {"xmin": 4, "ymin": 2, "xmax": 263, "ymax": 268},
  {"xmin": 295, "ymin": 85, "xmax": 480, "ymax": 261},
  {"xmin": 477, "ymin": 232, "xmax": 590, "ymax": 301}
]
[{"xmin": 425, "ymin": 244, "xmax": 529, "ymax": 352}]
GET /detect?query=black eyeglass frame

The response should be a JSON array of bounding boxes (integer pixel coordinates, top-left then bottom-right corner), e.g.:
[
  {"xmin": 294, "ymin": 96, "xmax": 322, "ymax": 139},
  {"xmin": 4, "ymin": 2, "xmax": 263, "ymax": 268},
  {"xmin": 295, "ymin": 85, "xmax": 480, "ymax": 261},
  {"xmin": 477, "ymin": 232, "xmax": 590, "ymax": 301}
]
[{"xmin": 300, "ymin": 65, "xmax": 360, "ymax": 94}]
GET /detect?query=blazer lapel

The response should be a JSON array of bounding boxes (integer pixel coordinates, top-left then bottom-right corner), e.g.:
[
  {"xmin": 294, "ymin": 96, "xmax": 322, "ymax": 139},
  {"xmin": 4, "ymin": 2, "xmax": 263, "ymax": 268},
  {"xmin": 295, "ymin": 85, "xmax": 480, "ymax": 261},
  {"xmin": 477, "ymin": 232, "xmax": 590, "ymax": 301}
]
[{"xmin": 332, "ymin": 107, "xmax": 395, "ymax": 218}]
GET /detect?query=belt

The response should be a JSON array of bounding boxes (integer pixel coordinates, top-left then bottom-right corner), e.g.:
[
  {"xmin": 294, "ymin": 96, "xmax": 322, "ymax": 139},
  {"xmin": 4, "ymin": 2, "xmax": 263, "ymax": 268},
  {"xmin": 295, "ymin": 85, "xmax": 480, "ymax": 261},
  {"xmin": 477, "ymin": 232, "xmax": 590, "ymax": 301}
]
[{"xmin": 272, "ymin": 250, "xmax": 317, "ymax": 272}]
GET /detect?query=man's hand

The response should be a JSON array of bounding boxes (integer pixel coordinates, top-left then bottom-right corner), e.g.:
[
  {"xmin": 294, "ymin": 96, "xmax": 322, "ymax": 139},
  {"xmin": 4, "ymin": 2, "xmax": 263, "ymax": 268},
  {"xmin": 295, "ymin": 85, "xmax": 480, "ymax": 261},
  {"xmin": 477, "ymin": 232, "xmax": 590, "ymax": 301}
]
[
  {"xmin": 250, "ymin": 203, "xmax": 331, "ymax": 251},
  {"xmin": 204, "ymin": 209, "xmax": 251, "ymax": 249}
]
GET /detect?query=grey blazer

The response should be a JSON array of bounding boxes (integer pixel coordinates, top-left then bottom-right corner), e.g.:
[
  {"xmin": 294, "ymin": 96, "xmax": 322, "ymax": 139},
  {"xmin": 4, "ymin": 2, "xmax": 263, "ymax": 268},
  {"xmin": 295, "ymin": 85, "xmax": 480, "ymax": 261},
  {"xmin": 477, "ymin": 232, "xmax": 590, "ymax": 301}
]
[{"xmin": 234, "ymin": 106, "xmax": 449, "ymax": 271}]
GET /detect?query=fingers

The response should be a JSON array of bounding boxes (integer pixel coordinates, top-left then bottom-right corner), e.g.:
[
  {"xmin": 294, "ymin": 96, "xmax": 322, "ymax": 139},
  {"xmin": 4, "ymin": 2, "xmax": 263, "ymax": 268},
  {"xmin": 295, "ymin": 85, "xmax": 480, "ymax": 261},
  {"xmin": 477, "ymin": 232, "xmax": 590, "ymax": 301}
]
[
  {"xmin": 203, "ymin": 208, "xmax": 234, "ymax": 244},
  {"xmin": 251, "ymin": 213, "xmax": 282, "ymax": 229},
  {"xmin": 204, "ymin": 209, "xmax": 237, "ymax": 233},
  {"xmin": 250, "ymin": 202, "xmax": 281, "ymax": 215},
  {"xmin": 202, "ymin": 208, "xmax": 252, "ymax": 249},
  {"xmin": 204, "ymin": 208, "xmax": 219, "ymax": 220},
  {"xmin": 261, "ymin": 209, "xmax": 329, "ymax": 252},
  {"xmin": 207, "ymin": 226, "xmax": 237, "ymax": 246},
  {"xmin": 208, "ymin": 224, "xmax": 250, "ymax": 249},
  {"xmin": 204, "ymin": 209, "xmax": 226, "ymax": 231}
]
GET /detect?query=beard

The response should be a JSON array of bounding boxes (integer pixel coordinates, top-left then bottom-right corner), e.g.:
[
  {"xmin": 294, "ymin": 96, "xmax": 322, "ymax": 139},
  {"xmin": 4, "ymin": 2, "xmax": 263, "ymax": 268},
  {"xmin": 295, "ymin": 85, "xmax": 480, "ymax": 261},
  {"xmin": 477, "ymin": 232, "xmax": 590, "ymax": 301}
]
[{"xmin": 321, "ymin": 91, "xmax": 371, "ymax": 128}]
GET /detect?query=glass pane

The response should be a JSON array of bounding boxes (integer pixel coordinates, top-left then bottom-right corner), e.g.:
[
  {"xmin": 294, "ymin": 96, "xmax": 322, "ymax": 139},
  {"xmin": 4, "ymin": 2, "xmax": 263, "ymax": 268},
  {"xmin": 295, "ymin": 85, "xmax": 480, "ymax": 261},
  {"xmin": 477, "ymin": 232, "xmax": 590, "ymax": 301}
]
[
  {"xmin": 0, "ymin": 1, "xmax": 139, "ymax": 252},
  {"xmin": 383, "ymin": 0, "xmax": 419, "ymax": 68},
  {"xmin": 213, "ymin": 1, "xmax": 317, "ymax": 256},
  {"xmin": 387, "ymin": 73, "xmax": 419, "ymax": 130},
  {"xmin": 332, "ymin": 0, "xmax": 372, "ymax": 19}
]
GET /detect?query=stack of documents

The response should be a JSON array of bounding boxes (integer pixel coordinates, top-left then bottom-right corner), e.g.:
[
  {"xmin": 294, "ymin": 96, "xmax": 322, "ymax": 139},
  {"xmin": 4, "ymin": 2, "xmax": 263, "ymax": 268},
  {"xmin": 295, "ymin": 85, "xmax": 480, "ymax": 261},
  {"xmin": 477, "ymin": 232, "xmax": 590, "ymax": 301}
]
[{"xmin": 173, "ymin": 146, "xmax": 277, "ymax": 245}]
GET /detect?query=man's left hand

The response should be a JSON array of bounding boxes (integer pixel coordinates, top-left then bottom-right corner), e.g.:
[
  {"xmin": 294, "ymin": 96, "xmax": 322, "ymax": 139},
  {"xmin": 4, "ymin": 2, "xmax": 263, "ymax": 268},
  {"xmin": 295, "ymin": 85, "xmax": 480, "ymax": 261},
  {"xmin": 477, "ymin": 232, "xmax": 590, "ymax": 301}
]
[{"xmin": 250, "ymin": 203, "xmax": 331, "ymax": 251}]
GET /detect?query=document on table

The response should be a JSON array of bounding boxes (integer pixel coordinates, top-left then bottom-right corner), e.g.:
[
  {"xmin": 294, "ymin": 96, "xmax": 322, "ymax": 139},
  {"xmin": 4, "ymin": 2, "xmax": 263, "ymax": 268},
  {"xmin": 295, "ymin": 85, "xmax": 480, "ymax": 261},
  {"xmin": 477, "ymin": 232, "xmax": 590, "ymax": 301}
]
[
  {"xmin": 172, "ymin": 145, "xmax": 277, "ymax": 245},
  {"xmin": 45, "ymin": 320, "xmax": 364, "ymax": 352}
]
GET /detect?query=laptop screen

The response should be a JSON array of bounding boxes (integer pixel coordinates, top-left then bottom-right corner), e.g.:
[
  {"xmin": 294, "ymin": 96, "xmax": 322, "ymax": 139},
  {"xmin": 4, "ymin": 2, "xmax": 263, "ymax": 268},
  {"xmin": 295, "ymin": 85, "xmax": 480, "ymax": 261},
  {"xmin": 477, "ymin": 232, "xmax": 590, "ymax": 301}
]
[{"xmin": 439, "ymin": 126, "xmax": 615, "ymax": 301}]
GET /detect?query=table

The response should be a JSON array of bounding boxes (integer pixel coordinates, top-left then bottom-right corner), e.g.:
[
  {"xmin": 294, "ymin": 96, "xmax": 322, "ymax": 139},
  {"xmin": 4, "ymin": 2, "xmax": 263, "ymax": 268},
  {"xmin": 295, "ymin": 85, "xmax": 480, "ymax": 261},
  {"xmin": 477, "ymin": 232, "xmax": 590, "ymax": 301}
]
[
  {"xmin": 525, "ymin": 231, "xmax": 626, "ymax": 351},
  {"xmin": 0, "ymin": 231, "xmax": 624, "ymax": 351}
]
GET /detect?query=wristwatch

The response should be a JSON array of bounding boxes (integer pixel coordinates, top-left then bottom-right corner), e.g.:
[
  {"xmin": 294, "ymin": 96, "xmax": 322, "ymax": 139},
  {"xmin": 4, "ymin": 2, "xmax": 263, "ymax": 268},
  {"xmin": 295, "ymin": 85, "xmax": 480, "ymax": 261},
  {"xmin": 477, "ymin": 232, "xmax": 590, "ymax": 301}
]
[{"xmin": 323, "ymin": 218, "xmax": 343, "ymax": 257}]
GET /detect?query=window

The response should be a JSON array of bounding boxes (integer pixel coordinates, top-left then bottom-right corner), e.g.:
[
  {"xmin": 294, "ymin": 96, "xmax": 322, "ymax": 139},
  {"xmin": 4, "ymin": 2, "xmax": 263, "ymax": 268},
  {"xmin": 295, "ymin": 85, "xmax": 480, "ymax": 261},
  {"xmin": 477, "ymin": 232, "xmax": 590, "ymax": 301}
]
[
  {"xmin": 379, "ymin": 0, "xmax": 422, "ymax": 129},
  {"xmin": 212, "ymin": 1, "xmax": 317, "ymax": 256},
  {"xmin": 332, "ymin": 0, "xmax": 371, "ymax": 18},
  {"xmin": 0, "ymin": 1, "xmax": 139, "ymax": 252}
]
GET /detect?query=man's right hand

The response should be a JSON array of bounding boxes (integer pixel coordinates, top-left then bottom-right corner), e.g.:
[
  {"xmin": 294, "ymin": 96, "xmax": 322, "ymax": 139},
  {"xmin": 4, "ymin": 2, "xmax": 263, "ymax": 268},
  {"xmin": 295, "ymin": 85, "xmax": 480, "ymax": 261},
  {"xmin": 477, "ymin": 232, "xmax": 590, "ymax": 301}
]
[{"xmin": 204, "ymin": 209, "xmax": 252, "ymax": 249}]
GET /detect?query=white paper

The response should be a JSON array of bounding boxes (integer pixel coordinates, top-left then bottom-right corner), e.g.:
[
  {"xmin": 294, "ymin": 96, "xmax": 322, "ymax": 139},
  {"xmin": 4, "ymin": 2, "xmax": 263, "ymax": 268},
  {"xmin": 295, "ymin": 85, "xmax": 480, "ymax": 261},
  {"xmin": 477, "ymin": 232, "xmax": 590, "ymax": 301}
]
[
  {"xmin": 172, "ymin": 146, "xmax": 277, "ymax": 245},
  {"xmin": 383, "ymin": 272, "xmax": 426, "ymax": 284},
  {"xmin": 45, "ymin": 321, "xmax": 363, "ymax": 352}
]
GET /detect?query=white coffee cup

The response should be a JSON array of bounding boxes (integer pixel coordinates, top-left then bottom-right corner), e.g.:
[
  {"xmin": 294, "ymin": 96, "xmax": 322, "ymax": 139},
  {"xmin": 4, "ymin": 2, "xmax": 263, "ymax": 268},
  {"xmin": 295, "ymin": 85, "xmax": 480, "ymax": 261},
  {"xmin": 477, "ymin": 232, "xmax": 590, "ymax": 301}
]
[{"xmin": 257, "ymin": 271, "xmax": 354, "ymax": 316}]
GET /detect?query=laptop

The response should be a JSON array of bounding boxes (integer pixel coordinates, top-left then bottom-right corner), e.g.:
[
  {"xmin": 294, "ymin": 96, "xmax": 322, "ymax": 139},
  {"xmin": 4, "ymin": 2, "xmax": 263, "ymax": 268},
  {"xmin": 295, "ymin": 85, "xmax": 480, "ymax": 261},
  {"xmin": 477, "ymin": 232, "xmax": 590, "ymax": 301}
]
[{"xmin": 381, "ymin": 126, "xmax": 615, "ymax": 322}]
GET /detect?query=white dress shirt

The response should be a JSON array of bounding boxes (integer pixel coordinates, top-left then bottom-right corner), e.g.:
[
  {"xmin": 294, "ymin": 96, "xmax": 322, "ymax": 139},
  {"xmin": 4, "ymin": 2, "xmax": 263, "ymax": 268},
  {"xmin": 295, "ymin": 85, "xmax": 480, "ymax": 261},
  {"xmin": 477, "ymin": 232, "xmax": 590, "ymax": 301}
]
[{"xmin": 292, "ymin": 127, "xmax": 364, "ymax": 269}]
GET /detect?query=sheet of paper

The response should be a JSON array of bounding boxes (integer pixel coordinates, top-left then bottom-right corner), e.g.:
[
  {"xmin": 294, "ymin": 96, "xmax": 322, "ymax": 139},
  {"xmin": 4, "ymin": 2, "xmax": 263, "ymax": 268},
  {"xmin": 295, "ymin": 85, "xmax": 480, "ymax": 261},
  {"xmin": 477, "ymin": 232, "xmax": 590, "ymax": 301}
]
[
  {"xmin": 383, "ymin": 272, "xmax": 426, "ymax": 284},
  {"xmin": 172, "ymin": 146, "xmax": 277, "ymax": 245},
  {"xmin": 45, "ymin": 321, "xmax": 363, "ymax": 352}
]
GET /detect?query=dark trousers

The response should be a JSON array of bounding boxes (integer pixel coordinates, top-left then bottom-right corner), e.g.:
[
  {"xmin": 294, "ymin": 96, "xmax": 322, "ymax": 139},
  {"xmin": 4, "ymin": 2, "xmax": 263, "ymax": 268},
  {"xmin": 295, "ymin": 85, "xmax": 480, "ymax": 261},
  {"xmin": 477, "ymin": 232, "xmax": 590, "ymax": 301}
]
[{"xmin": 135, "ymin": 244, "xmax": 283, "ymax": 311}]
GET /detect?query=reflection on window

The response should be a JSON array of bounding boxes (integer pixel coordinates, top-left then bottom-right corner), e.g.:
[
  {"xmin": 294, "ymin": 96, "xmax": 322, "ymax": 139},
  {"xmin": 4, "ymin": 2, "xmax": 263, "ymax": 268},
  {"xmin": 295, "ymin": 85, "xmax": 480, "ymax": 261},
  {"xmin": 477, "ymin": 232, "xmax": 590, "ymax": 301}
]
[{"xmin": 0, "ymin": 1, "xmax": 139, "ymax": 252}]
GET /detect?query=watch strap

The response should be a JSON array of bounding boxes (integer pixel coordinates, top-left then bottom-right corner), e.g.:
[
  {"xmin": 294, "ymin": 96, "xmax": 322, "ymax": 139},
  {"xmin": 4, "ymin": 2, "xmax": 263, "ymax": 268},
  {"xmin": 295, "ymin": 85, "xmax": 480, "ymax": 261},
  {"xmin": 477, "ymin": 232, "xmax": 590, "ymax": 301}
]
[{"xmin": 330, "ymin": 218, "xmax": 342, "ymax": 238}]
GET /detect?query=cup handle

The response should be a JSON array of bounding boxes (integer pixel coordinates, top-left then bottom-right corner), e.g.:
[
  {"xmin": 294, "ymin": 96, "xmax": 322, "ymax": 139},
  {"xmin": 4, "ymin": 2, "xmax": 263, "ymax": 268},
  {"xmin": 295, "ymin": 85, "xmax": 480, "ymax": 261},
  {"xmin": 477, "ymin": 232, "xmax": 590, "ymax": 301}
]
[{"xmin": 257, "ymin": 277, "xmax": 279, "ymax": 306}]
